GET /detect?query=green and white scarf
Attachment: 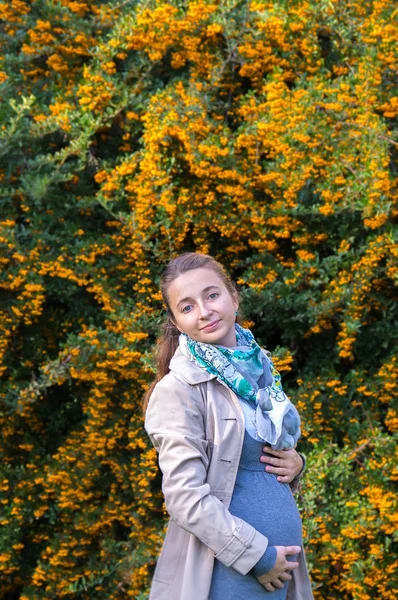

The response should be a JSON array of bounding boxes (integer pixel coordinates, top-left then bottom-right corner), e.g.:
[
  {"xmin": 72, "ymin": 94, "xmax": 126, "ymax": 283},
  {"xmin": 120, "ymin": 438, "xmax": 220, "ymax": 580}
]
[{"xmin": 179, "ymin": 324, "xmax": 300, "ymax": 449}]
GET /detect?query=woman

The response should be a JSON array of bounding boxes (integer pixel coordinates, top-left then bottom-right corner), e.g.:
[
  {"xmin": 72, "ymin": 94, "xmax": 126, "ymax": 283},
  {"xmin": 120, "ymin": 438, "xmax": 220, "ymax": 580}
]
[{"xmin": 144, "ymin": 252, "xmax": 313, "ymax": 600}]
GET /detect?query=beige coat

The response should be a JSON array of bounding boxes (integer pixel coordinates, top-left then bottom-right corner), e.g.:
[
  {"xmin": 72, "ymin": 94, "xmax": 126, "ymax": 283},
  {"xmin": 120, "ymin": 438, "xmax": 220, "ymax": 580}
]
[{"xmin": 145, "ymin": 348, "xmax": 314, "ymax": 600}]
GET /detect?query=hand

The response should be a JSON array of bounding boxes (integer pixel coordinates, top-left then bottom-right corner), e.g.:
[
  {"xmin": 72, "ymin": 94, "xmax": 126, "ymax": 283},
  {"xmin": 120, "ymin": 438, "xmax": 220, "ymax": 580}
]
[
  {"xmin": 257, "ymin": 545, "xmax": 301, "ymax": 592},
  {"xmin": 260, "ymin": 447, "xmax": 303, "ymax": 483}
]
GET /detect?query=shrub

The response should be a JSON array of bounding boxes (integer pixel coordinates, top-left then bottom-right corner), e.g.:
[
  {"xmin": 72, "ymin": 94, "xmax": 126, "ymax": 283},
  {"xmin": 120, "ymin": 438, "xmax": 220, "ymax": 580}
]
[{"xmin": 0, "ymin": 1, "xmax": 396, "ymax": 598}]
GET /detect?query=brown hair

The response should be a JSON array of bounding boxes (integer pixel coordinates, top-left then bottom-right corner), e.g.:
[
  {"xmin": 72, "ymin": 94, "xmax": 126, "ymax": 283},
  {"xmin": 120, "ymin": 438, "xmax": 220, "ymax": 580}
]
[{"xmin": 142, "ymin": 252, "xmax": 239, "ymax": 412}]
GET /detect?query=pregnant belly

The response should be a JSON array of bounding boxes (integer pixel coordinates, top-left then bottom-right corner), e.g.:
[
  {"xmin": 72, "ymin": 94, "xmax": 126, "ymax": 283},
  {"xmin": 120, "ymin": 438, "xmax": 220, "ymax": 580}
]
[{"xmin": 228, "ymin": 469, "xmax": 302, "ymax": 548}]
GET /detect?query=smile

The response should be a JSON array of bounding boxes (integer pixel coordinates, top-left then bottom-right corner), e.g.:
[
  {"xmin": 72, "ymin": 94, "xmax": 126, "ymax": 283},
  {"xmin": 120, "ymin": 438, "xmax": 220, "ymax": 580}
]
[{"xmin": 201, "ymin": 320, "xmax": 221, "ymax": 332}]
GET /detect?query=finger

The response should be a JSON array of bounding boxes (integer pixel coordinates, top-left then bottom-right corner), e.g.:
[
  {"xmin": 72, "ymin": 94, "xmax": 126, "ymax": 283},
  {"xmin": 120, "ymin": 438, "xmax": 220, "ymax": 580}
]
[
  {"xmin": 285, "ymin": 561, "xmax": 299, "ymax": 571},
  {"xmin": 279, "ymin": 572, "xmax": 292, "ymax": 581},
  {"xmin": 264, "ymin": 463, "xmax": 291, "ymax": 474},
  {"xmin": 284, "ymin": 545, "xmax": 301, "ymax": 555},
  {"xmin": 262, "ymin": 457, "xmax": 295, "ymax": 471},
  {"xmin": 265, "ymin": 464, "xmax": 288, "ymax": 473},
  {"xmin": 264, "ymin": 583, "xmax": 275, "ymax": 592},
  {"xmin": 262, "ymin": 447, "xmax": 285, "ymax": 457},
  {"xmin": 268, "ymin": 468, "xmax": 289, "ymax": 477},
  {"xmin": 260, "ymin": 454, "xmax": 282, "ymax": 465},
  {"xmin": 271, "ymin": 578, "xmax": 284, "ymax": 589},
  {"xmin": 277, "ymin": 475, "xmax": 292, "ymax": 483}
]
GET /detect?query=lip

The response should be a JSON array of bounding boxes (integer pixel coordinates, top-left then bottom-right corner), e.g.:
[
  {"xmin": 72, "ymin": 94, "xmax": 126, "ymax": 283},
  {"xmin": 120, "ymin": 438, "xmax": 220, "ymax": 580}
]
[{"xmin": 201, "ymin": 320, "xmax": 221, "ymax": 332}]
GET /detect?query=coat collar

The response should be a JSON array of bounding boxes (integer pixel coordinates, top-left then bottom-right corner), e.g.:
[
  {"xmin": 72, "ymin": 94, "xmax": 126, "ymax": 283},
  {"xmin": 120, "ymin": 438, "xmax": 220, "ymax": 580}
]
[{"xmin": 169, "ymin": 347, "xmax": 217, "ymax": 385}]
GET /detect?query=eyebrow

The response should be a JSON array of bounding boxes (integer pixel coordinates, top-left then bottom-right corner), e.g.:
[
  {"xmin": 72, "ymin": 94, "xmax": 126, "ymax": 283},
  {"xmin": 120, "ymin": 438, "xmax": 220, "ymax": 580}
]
[{"xmin": 176, "ymin": 285, "xmax": 221, "ymax": 308}]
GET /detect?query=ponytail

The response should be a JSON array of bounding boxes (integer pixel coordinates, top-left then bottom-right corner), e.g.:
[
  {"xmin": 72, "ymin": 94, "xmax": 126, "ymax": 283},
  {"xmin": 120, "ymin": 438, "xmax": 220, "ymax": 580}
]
[{"xmin": 142, "ymin": 317, "xmax": 180, "ymax": 414}]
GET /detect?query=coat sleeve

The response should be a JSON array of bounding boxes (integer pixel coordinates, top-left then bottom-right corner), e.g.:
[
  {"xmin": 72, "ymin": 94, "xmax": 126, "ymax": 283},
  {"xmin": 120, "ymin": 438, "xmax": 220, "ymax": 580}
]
[{"xmin": 144, "ymin": 373, "xmax": 269, "ymax": 576}]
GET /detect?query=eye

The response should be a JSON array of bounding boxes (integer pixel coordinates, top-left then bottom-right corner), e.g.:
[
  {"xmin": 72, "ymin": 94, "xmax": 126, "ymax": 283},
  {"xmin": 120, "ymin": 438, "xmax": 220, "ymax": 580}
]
[
  {"xmin": 208, "ymin": 292, "xmax": 219, "ymax": 300},
  {"xmin": 181, "ymin": 304, "xmax": 193, "ymax": 313}
]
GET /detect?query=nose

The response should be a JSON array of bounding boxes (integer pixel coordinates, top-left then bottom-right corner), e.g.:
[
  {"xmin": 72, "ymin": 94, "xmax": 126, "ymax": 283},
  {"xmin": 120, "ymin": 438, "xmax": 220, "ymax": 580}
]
[{"xmin": 198, "ymin": 301, "xmax": 212, "ymax": 319}]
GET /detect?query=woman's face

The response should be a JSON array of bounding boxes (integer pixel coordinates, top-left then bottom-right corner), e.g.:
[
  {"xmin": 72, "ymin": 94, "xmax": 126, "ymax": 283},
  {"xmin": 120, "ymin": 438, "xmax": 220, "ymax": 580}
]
[{"xmin": 167, "ymin": 267, "xmax": 239, "ymax": 347}]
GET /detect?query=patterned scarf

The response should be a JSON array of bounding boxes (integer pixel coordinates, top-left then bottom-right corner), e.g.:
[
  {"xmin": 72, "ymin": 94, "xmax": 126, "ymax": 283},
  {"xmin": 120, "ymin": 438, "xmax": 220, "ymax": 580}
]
[{"xmin": 179, "ymin": 324, "xmax": 300, "ymax": 449}]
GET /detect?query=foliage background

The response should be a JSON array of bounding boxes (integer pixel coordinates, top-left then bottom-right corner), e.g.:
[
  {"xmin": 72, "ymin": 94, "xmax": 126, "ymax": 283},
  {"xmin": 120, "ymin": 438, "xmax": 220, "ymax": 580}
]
[{"xmin": 0, "ymin": 0, "xmax": 397, "ymax": 598}]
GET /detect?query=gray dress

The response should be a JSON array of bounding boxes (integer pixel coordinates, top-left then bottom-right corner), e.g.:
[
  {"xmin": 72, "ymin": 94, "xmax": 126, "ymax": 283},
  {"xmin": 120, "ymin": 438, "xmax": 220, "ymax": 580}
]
[{"xmin": 209, "ymin": 430, "xmax": 302, "ymax": 599}]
